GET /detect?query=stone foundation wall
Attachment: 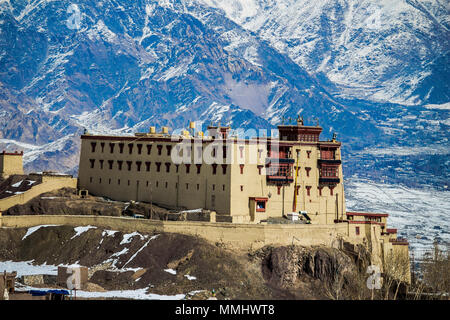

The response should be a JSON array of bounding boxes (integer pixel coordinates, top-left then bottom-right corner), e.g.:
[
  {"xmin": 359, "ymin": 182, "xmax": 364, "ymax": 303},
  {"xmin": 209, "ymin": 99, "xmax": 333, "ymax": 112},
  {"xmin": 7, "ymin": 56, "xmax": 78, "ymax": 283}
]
[
  {"xmin": 0, "ymin": 176, "xmax": 77, "ymax": 211},
  {"xmin": 0, "ymin": 214, "xmax": 350, "ymax": 250}
]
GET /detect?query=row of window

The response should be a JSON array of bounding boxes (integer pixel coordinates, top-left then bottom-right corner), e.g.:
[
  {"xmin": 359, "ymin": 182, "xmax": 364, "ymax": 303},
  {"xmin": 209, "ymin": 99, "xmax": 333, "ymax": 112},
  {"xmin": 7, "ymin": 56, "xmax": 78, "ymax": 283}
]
[
  {"xmin": 87, "ymin": 177, "xmax": 242, "ymax": 192},
  {"xmin": 88, "ymin": 159, "xmax": 240, "ymax": 174},
  {"xmin": 88, "ymin": 158, "xmax": 326, "ymax": 179},
  {"xmin": 90, "ymin": 141, "xmax": 321, "ymax": 161},
  {"xmin": 277, "ymin": 185, "xmax": 336, "ymax": 196},
  {"xmin": 87, "ymin": 175, "xmax": 335, "ymax": 196},
  {"xmin": 90, "ymin": 142, "xmax": 233, "ymax": 158},
  {"xmin": 266, "ymin": 165, "xmax": 314, "ymax": 177}
]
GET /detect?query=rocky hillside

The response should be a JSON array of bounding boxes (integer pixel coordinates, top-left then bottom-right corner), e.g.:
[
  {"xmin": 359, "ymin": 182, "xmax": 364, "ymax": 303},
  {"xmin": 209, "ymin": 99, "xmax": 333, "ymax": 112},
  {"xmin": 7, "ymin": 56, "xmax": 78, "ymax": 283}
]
[{"xmin": 0, "ymin": 224, "xmax": 374, "ymax": 299}]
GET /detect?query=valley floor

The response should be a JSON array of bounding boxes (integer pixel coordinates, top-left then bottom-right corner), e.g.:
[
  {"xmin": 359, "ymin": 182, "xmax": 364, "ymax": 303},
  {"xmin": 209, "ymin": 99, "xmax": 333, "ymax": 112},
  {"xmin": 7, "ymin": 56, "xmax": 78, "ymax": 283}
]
[{"xmin": 345, "ymin": 178, "xmax": 450, "ymax": 257}]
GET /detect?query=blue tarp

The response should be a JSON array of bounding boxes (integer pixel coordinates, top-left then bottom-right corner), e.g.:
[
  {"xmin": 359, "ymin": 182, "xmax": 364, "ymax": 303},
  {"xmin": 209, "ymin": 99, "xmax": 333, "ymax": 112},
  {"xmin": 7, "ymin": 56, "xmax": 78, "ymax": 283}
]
[{"xmin": 29, "ymin": 289, "xmax": 70, "ymax": 296}]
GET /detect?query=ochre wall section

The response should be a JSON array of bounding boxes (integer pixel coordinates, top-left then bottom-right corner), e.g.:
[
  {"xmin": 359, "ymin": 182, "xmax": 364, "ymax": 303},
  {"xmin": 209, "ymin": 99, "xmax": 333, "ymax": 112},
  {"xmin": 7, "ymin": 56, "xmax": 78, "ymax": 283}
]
[
  {"xmin": 0, "ymin": 176, "xmax": 77, "ymax": 211},
  {"xmin": 0, "ymin": 215, "xmax": 349, "ymax": 250}
]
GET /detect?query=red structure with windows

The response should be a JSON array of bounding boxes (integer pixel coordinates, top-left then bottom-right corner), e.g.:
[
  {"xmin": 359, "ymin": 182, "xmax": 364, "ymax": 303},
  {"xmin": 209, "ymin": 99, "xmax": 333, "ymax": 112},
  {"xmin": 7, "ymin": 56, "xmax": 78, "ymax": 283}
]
[
  {"xmin": 265, "ymin": 143, "xmax": 294, "ymax": 184},
  {"xmin": 318, "ymin": 145, "xmax": 341, "ymax": 185}
]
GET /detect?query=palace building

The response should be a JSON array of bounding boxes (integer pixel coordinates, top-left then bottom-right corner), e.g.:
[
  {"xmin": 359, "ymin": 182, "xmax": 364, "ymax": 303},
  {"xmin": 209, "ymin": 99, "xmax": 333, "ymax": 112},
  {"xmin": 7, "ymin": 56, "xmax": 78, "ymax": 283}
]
[{"xmin": 78, "ymin": 118, "xmax": 346, "ymax": 224}]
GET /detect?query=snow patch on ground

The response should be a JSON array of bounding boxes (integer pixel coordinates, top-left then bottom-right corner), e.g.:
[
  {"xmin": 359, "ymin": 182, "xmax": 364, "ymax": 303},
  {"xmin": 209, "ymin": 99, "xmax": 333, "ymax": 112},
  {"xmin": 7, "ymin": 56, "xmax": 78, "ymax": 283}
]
[
  {"xmin": 123, "ymin": 235, "xmax": 159, "ymax": 268},
  {"xmin": 22, "ymin": 225, "xmax": 60, "ymax": 240},
  {"xmin": 11, "ymin": 180, "xmax": 23, "ymax": 188},
  {"xmin": 120, "ymin": 232, "xmax": 146, "ymax": 245},
  {"xmin": 164, "ymin": 268, "xmax": 177, "ymax": 275},
  {"xmin": 184, "ymin": 274, "xmax": 197, "ymax": 280},
  {"xmin": 17, "ymin": 284, "xmax": 186, "ymax": 300},
  {"xmin": 0, "ymin": 260, "xmax": 58, "ymax": 277},
  {"xmin": 70, "ymin": 226, "xmax": 97, "ymax": 239}
]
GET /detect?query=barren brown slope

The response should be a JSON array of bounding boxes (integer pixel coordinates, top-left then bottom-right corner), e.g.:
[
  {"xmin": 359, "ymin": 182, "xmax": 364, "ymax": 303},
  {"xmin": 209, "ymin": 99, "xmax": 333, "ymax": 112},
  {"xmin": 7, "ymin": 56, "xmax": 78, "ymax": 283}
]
[{"xmin": 0, "ymin": 224, "xmax": 373, "ymax": 300}]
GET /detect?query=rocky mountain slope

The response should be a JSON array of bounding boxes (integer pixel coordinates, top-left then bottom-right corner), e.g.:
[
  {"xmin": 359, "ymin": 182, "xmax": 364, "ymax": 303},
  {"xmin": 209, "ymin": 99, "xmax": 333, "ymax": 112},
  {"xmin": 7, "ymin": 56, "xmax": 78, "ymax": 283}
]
[
  {"xmin": 0, "ymin": 224, "xmax": 374, "ymax": 299},
  {"xmin": 0, "ymin": 0, "xmax": 447, "ymax": 182}
]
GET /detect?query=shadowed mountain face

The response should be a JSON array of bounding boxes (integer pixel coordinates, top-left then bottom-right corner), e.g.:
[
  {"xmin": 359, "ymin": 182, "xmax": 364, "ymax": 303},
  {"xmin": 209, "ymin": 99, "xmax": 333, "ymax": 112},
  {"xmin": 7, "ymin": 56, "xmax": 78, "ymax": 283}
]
[{"xmin": 0, "ymin": 0, "xmax": 448, "ymax": 187}]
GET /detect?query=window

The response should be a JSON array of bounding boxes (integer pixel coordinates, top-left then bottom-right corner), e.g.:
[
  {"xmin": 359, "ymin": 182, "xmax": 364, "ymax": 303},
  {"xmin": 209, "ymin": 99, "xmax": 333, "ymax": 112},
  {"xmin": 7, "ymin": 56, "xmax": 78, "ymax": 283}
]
[
  {"xmin": 256, "ymin": 201, "xmax": 266, "ymax": 212},
  {"xmin": 99, "ymin": 178, "xmax": 102, "ymax": 184},
  {"xmin": 165, "ymin": 181, "xmax": 168, "ymax": 188},
  {"xmin": 212, "ymin": 184, "xmax": 215, "ymax": 191},
  {"xmin": 89, "ymin": 177, "xmax": 93, "ymax": 183},
  {"xmin": 240, "ymin": 185, "xmax": 244, "ymax": 192},
  {"xmin": 320, "ymin": 166, "xmax": 338, "ymax": 178},
  {"xmin": 222, "ymin": 184, "xmax": 225, "ymax": 191},
  {"xmin": 119, "ymin": 143, "xmax": 124, "ymax": 154},
  {"xmin": 147, "ymin": 144, "xmax": 152, "ymax": 155},
  {"xmin": 165, "ymin": 162, "xmax": 171, "ymax": 172},
  {"xmin": 212, "ymin": 147, "xmax": 217, "ymax": 157},
  {"xmin": 100, "ymin": 142, "xmax": 105, "ymax": 153},
  {"xmin": 330, "ymin": 186, "xmax": 334, "ymax": 196},
  {"xmin": 108, "ymin": 178, "xmax": 111, "ymax": 185},
  {"xmin": 175, "ymin": 164, "xmax": 179, "ymax": 173},
  {"xmin": 146, "ymin": 181, "xmax": 149, "ymax": 187},
  {"xmin": 156, "ymin": 181, "xmax": 159, "ymax": 188},
  {"xmin": 277, "ymin": 186, "xmax": 281, "ymax": 195},
  {"xmin": 166, "ymin": 145, "xmax": 172, "ymax": 156},
  {"xmin": 296, "ymin": 186, "xmax": 300, "ymax": 195},
  {"xmin": 258, "ymin": 149, "xmax": 263, "ymax": 159},
  {"xmin": 305, "ymin": 167, "xmax": 311, "ymax": 177},
  {"xmin": 186, "ymin": 183, "xmax": 189, "ymax": 190},
  {"xmin": 185, "ymin": 164, "xmax": 190, "ymax": 174},
  {"xmin": 223, "ymin": 146, "xmax": 227, "ymax": 159},
  {"xmin": 212, "ymin": 164, "xmax": 217, "ymax": 175},
  {"xmin": 211, "ymin": 195, "xmax": 216, "ymax": 208},
  {"xmin": 156, "ymin": 162, "xmax": 161, "ymax": 172},
  {"xmin": 307, "ymin": 150, "xmax": 311, "ymax": 158},
  {"xmin": 137, "ymin": 144, "xmax": 142, "ymax": 154},
  {"xmin": 126, "ymin": 161, "xmax": 132, "ymax": 171},
  {"xmin": 196, "ymin": 164, "xmax": 201, "ymax": 174},
  {"xmin": 356, "ymin": 227, "xmax": 360, "ymax": 236},
  {"xmin": 118, "ymin": 179, "xmax": 120, "ymax": 185},
  {"xmin": 117, "ymin": 160, "xmax": 123, "ymax": 171},
  {"xmin": 239, "ymin": 146, "xmax": 244, "ymax": 158},
  {"xmin": 221, "ymin": 164, "xmax": 227, "ymax": 174},
  {"xmin": 157, "ymin": 145, "xmax": 163, "ymax": 155},
  {"xmin": 320, "ymin": 149, "xmax": 335, "ymax": 160},
  {"xmin": 136, "ymin": 161, "xmax": 142, "ymax": 172},
  {"xmin": 240, "ymin": 164, "xmax": 244, "ymax": 174},
  {"xmin": 91, "ymin": 142, "xmax": 97, "ymax": 152},
  {"xmin": 128, "ymin": 144, "xmax": 133, "ymax": 154},
  {"xmin": 197, "ymin": 184, "xmax": 199, "ymax": 190},
  {"xmin": 257, "ymin": 165, "xmax": 263, "ymax": 175},
  {"xmin": 109, "ymin": 143, "xmax": 115, "ymax": 153},
  {"xmin": 318, "ymin": 187, "xmax": 323, "ymax": 196},
  {"xmin": 89, "ymin": 159, "xmax": 95, "ymax": 169},
  {"xmin": 128, "ymin": 180, "xmax": 130, "ymax": 186},
  {"xmin": 108, "ymin": 160, "xmax": 114, "ymax": 170},
  {"xmin": 99, "ymin": 160, "xmax": 104, "ymax": 169},
  {"xmin": 145, "ymin": 161, "xmax": 151, "ymax": 172},
  {"xmin": 306, "ymin": 186, "xmax": 311, "ymax": 196},
  {"xmin": 266, "ymin": 164, "xmax": 292, "ymax": 177}
]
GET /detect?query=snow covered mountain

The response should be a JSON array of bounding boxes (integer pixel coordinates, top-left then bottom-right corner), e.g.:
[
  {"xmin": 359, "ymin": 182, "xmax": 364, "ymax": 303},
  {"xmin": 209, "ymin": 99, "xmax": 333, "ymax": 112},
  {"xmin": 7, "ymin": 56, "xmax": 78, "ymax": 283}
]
[
  {"xmin": 200, "ymin": 0, "xmax": 450, "ymax": 106},
  {"xmin": 0, "ymin": 0, "xmax": 448, "ymax": 182}
]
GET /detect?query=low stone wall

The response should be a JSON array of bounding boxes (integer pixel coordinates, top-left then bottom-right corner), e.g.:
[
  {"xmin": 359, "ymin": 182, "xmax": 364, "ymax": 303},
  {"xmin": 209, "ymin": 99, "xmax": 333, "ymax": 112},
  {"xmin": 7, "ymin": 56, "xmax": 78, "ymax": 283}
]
[
  {"xmin": 0, "ymin": 214, "xmax": 350, "ymax": 250},
  {"xmin": 0, "ymin": 176, "xmax": 77, "ymax": 211}
]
